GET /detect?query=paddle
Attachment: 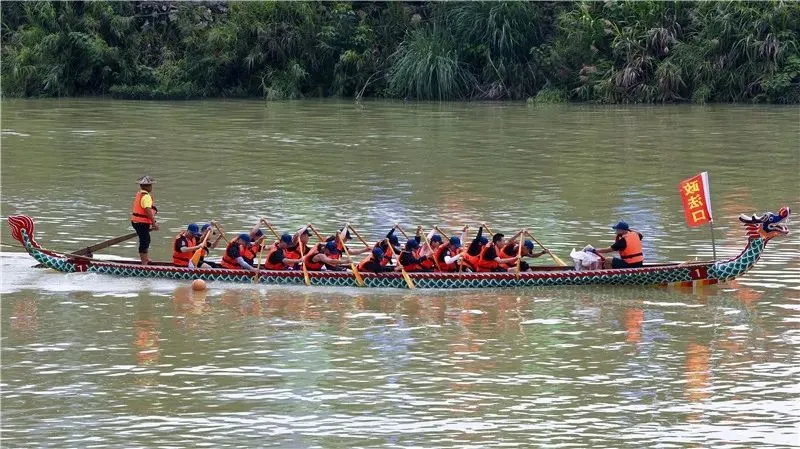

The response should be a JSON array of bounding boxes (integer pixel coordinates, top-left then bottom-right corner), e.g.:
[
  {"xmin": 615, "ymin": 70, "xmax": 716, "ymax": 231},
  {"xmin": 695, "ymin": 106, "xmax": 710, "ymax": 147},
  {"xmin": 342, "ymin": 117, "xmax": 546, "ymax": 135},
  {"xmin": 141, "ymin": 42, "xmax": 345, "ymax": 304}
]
[
  {"xmin": 516, "ymin": 228, "xmax": 525, "ymax": 279},
  {"xmin": 253, "ymin": 237, "xmax": 267, "ymax": 284},
  {"xmin": 71, "ymin": 232, "xmax": 138, "ymax": 257},
  {"xmin": 524, "ymin": 230, "xmax": 567, "ymax": 267},
  {"xmin": 338, "ymin": 225, "xmax": 365, "ymax": 287},
  {"xmin": 299, "ymin": 241, "xmax": 311, "ymax": 286},
  {"xmin": 189, "ymin": 225, "xmax": 214, "ymax": 267},
  {"xmin": 394, "ymin": 223, "xmax": 410, "ymax": 239},
  {"xmin": 420, "ymin": 228, "xmax": 442, "ymax": 272},
  {"xmin": 306, "ymin": 223, "xmax": 326, "ymax": 242},
  {"xmin": 259, "ymin": 218, "xmax": 281, "ymax": 240},
  {"xmin": 435, "ymin": 225, "xmax": 469, "ymax": 272},
  {"xmin": 346, "ymin": 225, "xmax": 373, "ymax": 248},
  {"xmin": 213, "ymin": 222, "xmax": 230, "ymax": 244},
  {"xmin": 392, "ymin": 224, "xmax": 416, "ymax": 289}
]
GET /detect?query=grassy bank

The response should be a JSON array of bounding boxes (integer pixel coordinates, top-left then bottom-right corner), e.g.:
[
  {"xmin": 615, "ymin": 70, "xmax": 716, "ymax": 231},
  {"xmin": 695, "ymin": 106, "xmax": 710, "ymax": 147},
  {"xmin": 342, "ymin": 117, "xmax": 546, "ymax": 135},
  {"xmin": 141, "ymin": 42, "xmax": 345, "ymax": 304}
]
[{"xmin": 2, "ymin": 1, "xmax": 798, "ymax": 103}]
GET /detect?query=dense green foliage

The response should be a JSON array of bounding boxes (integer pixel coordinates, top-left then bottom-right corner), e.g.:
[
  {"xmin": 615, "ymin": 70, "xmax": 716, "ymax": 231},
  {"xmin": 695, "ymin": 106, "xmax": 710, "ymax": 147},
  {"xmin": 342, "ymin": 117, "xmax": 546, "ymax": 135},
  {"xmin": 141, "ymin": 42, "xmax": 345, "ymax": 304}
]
[{"xmin": 3, "ymin": 1, "xmax": 799, "ymax": 103}]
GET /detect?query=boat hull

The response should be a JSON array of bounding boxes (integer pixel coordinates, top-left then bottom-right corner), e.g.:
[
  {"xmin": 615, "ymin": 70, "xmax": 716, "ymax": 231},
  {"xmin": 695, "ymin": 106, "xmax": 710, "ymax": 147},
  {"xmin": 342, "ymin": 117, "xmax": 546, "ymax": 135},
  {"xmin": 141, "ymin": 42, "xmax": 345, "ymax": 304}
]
[
  {"xmin": 10, "ymin": 210, "xmax": 788, "ymax": 290},
  {"xmin": 25, "ymin": 232, "xmax": 719, "ymax": 289}
]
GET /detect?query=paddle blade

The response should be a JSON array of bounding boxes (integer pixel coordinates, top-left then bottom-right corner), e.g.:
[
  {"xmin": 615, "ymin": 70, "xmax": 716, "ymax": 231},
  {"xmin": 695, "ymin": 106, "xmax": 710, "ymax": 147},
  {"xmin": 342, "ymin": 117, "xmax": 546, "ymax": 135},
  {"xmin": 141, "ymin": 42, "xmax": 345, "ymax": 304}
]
[
  {"xmin": 351, "ymin": 264, "xmax": 365, "ymax": 287},
  {"xmin": 552, "ymin": 254, "xmax": 567, "ymax": 267},
  {"xmin": 303, "ymin": 268, "xmax": 311, "ymax": 286},
  {"xmin": 190, "ymin": 248, "xmax": 205, "ymax": 267},
  {"xmin": 401, "ymin": 269, "xmax": 416, "ymax": 289}
]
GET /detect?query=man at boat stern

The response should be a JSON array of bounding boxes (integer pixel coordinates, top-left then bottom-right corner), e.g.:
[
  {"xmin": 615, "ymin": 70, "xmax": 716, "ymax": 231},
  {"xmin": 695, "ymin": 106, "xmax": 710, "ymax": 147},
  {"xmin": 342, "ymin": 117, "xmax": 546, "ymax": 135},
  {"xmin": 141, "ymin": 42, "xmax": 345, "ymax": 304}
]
[
  {"xmin": 592, "ymin": 221, "xmax": 644, "ymax": 269},
  {"xmin": 130, "ymin": 175, "xmax": 158, "ymax": 265}
]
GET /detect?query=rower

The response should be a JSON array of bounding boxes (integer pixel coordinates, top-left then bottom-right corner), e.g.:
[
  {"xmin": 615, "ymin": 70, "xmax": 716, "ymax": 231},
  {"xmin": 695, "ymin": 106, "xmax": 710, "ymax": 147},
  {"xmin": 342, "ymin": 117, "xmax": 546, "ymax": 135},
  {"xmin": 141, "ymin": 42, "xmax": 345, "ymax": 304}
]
[
  {"xmin": 172, "ymin": 223, "xmax": 203, "ymax": 267},
  {"xmin": 304, "ymin": 240, "xmax": 353, "ymax": 271},
  {"xmin": 373, "ymin": 228, "xmax": 400, "ymax": 267},
  {"xmin": 397, "ymin": 239, "xmax": 430, "ymax": 272},
  {"xmin": 221, "ymin": 233, "xmax": 259, "ymax": 272},
  {"xmin": 327, "ymin": 227, "xmax": 370, "ymax": 255},
  {"xmin": 462, "ymin": 226, "xmax": 489, "ymax": 272},
  {"xmin": 284, "ymin": 226, "xmax": 312, "ymax": 264},
  {"xmin": 130, "ymin": 175, "xmax": 158, "ymax": 265},
  {"xmin": 498, "ymin": 238, "xmax": 549, "ymax": 272},
  {"xmin": 263, "ymin": 234, "xmax": 304, "ymax": 270},
  {"xmin": 433, "ymin": 236, "xmax": 465, "ymax": 272},
  {"xmin": 592, "ymin": 221, "xmax": 644, "ymax": 269},
  {"xmin": 476, "ymin": 233, "xmax": 519, "ymax": 272},
  {"xmin": 358, "ymin": 247, "xmax": 393, "ymax": 273},
  {"xmin": 189, "ymin": 223, "xmax": 221, "ymax": 268}
]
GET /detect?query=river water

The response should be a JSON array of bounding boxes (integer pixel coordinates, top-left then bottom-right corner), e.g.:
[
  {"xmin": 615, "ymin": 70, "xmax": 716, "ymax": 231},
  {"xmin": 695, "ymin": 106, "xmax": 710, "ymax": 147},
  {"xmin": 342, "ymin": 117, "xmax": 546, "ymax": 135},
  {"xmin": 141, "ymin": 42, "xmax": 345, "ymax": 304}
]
[{"xmin": 1, "ymin": 99, "xmax": 798, "ymax": 447}]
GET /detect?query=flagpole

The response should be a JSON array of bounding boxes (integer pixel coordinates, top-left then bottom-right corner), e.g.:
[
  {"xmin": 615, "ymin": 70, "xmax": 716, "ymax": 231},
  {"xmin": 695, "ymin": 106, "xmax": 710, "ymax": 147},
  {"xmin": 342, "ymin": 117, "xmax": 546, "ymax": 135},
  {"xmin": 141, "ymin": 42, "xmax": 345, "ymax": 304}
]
[{"xmin": 709, "ymin": 220, "xmax": 717, "ymax": 260}]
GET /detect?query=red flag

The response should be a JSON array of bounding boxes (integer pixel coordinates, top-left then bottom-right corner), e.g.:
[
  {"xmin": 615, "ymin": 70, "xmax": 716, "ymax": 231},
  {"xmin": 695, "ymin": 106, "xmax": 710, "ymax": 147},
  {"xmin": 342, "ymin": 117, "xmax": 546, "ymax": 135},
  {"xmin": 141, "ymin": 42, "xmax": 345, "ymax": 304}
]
[{"xmin": 679, "ymin": 172, "xmax": 713, "ymax": 227}]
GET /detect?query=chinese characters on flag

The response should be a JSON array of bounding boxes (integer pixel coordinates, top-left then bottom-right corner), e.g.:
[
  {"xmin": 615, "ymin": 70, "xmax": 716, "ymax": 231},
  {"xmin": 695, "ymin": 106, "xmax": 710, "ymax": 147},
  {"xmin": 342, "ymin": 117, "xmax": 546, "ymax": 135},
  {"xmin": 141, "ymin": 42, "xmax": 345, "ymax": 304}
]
[{"xmin": 679, "ymin": 172, "xmax": 713, "ymax": 227}]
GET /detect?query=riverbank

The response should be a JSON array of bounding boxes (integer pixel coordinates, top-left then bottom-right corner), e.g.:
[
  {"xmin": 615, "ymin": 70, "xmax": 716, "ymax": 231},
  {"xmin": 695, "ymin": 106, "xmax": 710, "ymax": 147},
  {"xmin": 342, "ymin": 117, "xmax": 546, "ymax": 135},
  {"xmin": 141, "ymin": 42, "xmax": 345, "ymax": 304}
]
[{"xmin": 2, "ymin": 2, "xmax": 798, "ymax": 104}]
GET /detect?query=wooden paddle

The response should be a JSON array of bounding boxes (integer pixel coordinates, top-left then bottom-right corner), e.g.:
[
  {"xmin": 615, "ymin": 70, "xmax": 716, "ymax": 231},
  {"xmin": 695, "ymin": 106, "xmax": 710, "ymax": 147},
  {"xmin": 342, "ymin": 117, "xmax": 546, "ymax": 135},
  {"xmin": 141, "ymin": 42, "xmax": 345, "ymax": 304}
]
[
  {"xmin": 435, "ymin": 225, "xmax": 469, "ymax": 272},
  {"xmin": 71, "ymin": 232, "xmax": 138, "ymax": 256},
  {"xmin": 259, "ymin": 218, "xmax": 281, "ymax": 240},
  {"xmin": 213, "ymin": 222, "xmax": 229, "ymax": 244},
  {"xmin": 253, "ymin": 237, "xmax": 267, "ymax": 284},
  {"xmin": 189, "ymin": 227, "xmax": 214, "ymax": 267},
  {"xmin": 347, "ymin": 225, "xmax": 373, "ymax": 248},
  {"xmin": 306, "ymin": 223, "xmax": 326, "ymax": 242},
  {"xmin": 420, "ymin": 229, "xmax": 442, "ymax": 272},
  {"xmin": 516, "ymin": 228, "xmax": 525, "ymax": 279},
  {"xmin": 394, "ymin": 223, "xmax": 410, "ymax": 239},
  {"xmin": 392, "ymin": 224, "xmax": 416, "ymax": 289},
  {"xmin": 524, "ymin": 229, "xmax": 567, "ymax": 267},
  {"xmin": 299, "ymin": 241, "xmax": 311, "ymax": 286},
  {"xmin": 338, "ymin": 228, "xmax": 365, "ymax": 287}
]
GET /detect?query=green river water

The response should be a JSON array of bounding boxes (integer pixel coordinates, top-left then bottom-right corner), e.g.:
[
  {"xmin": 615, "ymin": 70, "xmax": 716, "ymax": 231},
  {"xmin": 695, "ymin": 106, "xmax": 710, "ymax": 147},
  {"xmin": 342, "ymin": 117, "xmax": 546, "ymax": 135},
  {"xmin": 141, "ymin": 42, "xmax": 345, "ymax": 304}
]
[{"xmin": 1, "ymin": 99, "xmax": 799, "ymax": 448}]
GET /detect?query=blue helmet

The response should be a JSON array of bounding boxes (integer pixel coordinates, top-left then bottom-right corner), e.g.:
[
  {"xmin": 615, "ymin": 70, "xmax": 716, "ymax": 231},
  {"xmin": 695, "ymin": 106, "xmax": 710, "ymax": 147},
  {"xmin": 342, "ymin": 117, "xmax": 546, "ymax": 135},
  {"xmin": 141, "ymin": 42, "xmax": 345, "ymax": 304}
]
[
  {"xmin": 449, "ymin": 236, "xmax": 461, "ymax": 248},
  {"xmin": 253, "ymin": 229, "xmax": 264, "ymax": 238},
  {"xmin": 187, "ymin": 223, "xmax": 201, "ymax": 237},
  {"xmin": 238, "ymin": 233, "xmax": 251, "ymax": 244},
  {"xmin": 324, "ymin": 240, "xmax": 339, "ymax": 253},
  {"xmin": 479, "ymin": 236, "xmax": 489, "ymax": 245},
  {"xmin": 524, "ymin": 240, "xmax": 534, "ymax": 250},
  {"xmin": 430, "ymin": 234, "xmax": 443, "ymax": 243},
  {"xmin": 612, "ymin": 221, "xmax": 630, "ymax": 231},
  {"xmin": 280, "ymin": 233, "xmax": 293, "ymax": 244},
  {"xmin": 406, "ymin": 239, "xmax": 419, "ymax": 250},
  {"xmin": 388, "ymin": 234, "xmax": 399, "ymax": 246},
  {"xmin": 201, "ymin": 223, "xmax": 212, "ymax": 232},
  {"xmin": 372, "ymin": 247, "xmax": 384, "ymax": 259}
]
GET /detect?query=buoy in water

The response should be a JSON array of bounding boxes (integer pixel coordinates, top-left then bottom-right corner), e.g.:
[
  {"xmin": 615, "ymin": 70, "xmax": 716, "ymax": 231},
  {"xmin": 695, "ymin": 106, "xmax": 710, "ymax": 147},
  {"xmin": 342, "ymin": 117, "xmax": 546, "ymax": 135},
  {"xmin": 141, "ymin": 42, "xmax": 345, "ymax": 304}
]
[{"xmin": 191, "ymin": 279, "xmax": 207, "ymax": 291}]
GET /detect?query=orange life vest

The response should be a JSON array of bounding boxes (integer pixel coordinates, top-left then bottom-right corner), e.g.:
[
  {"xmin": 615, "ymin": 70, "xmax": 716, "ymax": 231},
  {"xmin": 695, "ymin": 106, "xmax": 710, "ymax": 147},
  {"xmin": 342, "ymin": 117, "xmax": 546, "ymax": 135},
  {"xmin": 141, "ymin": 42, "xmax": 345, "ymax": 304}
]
[
  {"xmin": 619, "ymin": 231, "xmax": 644, "ymax": 264},
  {"xmin": 418, "ymin": 247, "xmax": 436, "ymax": 270},
  {"xmin": 172, "ymin": 233, "xmax": 197, "ymax": 266},
  {"xmin": 357, "ymin": 255, "xmax": 381, "ymax": 272},
  {"xmin": 476, "ymin": 243, "xmax": 500, "ymax": 272},
  {"xmin": 375, "ymin": 240, "xmax": 394, "ymax": 266},
  {"xmin": 221, "ymin": 240, "xmax": 246, "ymax": 269},
  {"xmin": 462, "ymin": 252, "xmax": 480, "ymax": 271},
  {"xmin": 284, "ymin": 244, "xmax": 306, "ymax": 261},
  {"xmin": 244, "ymin": 242, "xmax": 261, "ymax": 266},
  {"xmin": 434, "ymin": 244, "xmax": 459, "ymax": 272},
  {"xmin": 264, "ymin": 244, "xmax": 289, "ymax": 270},
  {"xmin": 130, "ymin": 190, "xmax": 155, "ymax": 224},
  {"xmin": 497, "ymin": 244, "xmax": 520, "ymax": 269},
  {"xmin": 399, "ymin": 250, "xmax": 424, "ymax": 272},
  {"xmin": 304, "ymin": 244, "xmax": 325, "ymax": 271}
]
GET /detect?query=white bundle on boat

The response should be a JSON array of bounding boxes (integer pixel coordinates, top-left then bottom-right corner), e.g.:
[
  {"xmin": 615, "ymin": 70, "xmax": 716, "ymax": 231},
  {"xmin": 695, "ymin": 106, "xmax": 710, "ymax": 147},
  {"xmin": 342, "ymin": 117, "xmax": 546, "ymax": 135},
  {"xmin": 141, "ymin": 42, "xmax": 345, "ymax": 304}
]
[{"xmin": 570, "ymin": 245, "xmax": 603, "ymax": 271}]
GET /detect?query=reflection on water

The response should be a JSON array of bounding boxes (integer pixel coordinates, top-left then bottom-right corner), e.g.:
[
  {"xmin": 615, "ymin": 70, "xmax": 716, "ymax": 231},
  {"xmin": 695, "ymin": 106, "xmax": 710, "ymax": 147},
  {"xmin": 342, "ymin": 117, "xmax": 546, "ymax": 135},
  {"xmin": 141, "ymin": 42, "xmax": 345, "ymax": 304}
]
[
  {"xmin": 1, "ymin": 99, "xmax": 798, "ymax": 447},
  {"xmin": 3, "ymin": 284, "xmax": 798, "ymax": 447}
]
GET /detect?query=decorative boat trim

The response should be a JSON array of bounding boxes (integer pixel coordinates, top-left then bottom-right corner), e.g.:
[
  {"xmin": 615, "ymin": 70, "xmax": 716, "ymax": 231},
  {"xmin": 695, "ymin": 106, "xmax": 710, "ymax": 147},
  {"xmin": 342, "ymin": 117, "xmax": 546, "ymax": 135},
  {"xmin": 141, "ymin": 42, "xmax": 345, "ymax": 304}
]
[{"xmin": 7, "ymin": 209, "xmax": 790, "ymax": 289}]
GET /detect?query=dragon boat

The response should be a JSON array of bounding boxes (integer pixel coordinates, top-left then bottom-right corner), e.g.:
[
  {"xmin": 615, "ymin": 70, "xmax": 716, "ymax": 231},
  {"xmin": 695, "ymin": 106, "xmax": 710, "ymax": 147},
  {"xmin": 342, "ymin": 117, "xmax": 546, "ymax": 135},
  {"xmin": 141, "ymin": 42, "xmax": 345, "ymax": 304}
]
[{"xmin": 7, "ymin": 208, "xmax": 790, "ymax": 289}]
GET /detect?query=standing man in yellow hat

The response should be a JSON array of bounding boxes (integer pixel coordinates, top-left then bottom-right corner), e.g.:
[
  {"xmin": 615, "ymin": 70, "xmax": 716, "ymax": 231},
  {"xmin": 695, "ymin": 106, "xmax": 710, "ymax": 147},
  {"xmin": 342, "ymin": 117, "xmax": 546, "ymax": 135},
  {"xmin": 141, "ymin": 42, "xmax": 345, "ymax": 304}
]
[{"xmin": 131, "ymin": 175, "xmax": 159, "ymax": 265}]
